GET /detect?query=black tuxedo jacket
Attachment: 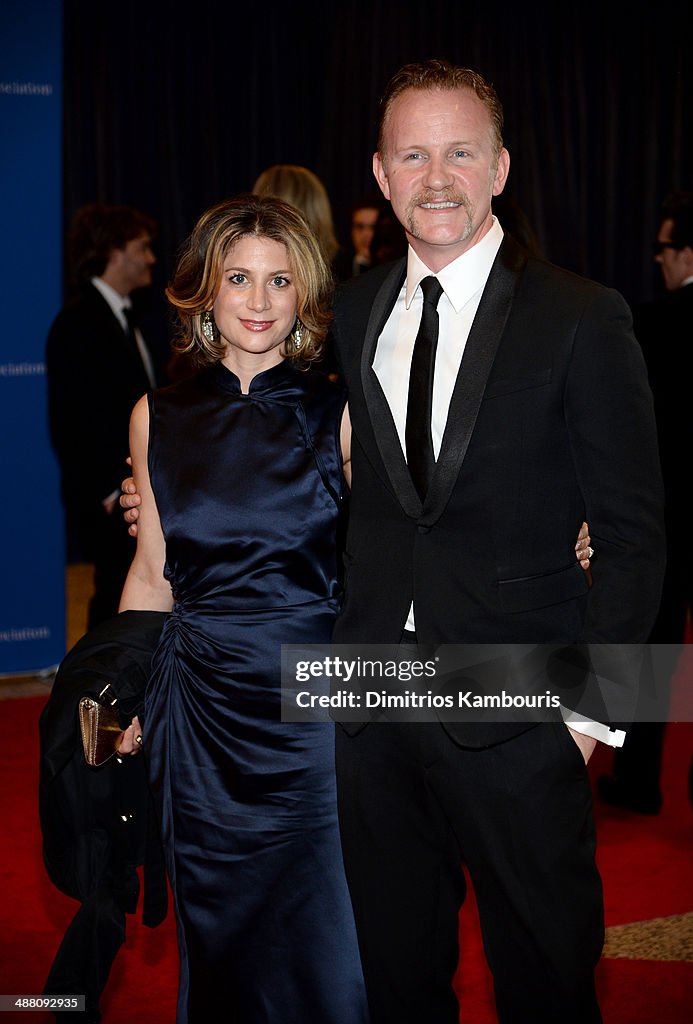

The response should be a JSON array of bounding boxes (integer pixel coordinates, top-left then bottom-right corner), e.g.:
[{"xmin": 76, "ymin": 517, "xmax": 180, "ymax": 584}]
[
  {"xmin": 633, "ymin": 281, "xmax": 693, "ymax": 510},
  {"xmin": 46, "ymin": 283, "xmax": 157, "ymax": 534},
  {"xmin": 330, "ymin": 236, "xmax": 665, "ymax": 743},
  {"xmin": 40, "ymin": 611, "xmax": 168, "ymax": 1010},
  {"xmin": 39, "ymin": 610, "xmax": 168, "ymax": 916}
]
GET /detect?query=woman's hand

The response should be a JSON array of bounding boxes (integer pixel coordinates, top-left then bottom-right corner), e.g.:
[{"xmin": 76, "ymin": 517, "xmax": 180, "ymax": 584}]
[
  {"xmin": 575, "ymin": 522, "xmax": 593, "ymax": 571},
  {"xmin": 117, "ymin": 715, "xmax": 143, "ymax": 755}
]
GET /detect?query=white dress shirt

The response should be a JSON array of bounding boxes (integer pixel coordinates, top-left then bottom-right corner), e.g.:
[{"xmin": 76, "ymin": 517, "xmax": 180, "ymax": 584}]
[
  {"xmin": 374, "ymin": 219, "xmax": 503, "ymax": 460},
  {"xmin": 91, "ymin": 276, "xmax": 157, "ymax": 389},
  {"xmin": 373, "ymin": 219, "xmax": 624, "ymax": 747}
]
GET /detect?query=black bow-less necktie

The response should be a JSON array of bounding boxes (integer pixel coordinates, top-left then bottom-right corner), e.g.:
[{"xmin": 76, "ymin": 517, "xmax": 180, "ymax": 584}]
[
  {"xmin": 122, "ymin": 305, "xmax": 156, "ymax": 387},
  {"xmin": 405, "ymin": 275, "xmax": 444, "ymax": 500},
  {"xmin": 122, "ymin": 305, "xmax": 138, "ymax": 346},
  {"xmin": 121, "ymin": 306, "xmax": 143, "ymax": 368}
]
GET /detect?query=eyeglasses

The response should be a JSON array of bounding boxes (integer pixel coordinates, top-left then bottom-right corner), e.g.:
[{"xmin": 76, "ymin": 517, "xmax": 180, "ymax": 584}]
[{"xmin": 652, "ymin": 240, "xmax": 681, "ymax": 256}]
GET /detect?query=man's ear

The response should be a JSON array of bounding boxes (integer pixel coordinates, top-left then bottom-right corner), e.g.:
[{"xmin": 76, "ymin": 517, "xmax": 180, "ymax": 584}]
[
  {"xmin": 373, "ymin": 151, "xmax": 391, "ymax": 201},
  {"xmin": 105, "ymin": 246, "xmax": 125, "ymax": 274},
  {"xmin": 492, "ymin": 148, "xmax": 510, "ymax": 197}
]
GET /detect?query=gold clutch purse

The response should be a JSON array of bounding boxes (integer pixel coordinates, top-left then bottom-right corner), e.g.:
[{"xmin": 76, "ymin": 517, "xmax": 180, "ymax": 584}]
[{"xmin": 78, "ymin": 684, "xmax": 123, "ymax": 767}]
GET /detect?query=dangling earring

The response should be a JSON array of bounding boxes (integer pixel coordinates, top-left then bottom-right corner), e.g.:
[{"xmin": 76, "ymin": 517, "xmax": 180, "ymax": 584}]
[
  {"xmin": 291, "ymin": 319, "xmax": 305, "ymax": 351},
  {"xmin": 201, "ymin": 310, "xmax": 217, "ymax": 343}
]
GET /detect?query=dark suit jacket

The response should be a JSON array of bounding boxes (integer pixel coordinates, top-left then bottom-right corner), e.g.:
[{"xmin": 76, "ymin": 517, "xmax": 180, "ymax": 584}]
[
  {"xmin": 631, "ymin": 281, "xmax": 692, "ymax": 646},
  {"xmin": 633, "ymin": 282, "xmax": 693, "ymax": 513},
  {"xmin": 330, "ymin": 236, "xmax": 665, "ymax": 742},
  {"xmin": 40, "ymin": 612, "xmax": 168, "ymax": 1011},
  {"xmin": 46, "ymin": 283, "xmax": 158, "ymax": 541},
  {"xmin": 39, "ymin": 610, "xmax": 168, "ymax": 921}
]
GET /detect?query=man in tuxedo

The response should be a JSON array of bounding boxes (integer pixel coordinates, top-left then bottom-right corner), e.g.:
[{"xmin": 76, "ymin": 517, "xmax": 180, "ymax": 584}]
[
  {"xmin": 118, "ymin": 62, "xmax": 663, "ymax": 1023},
  {"xmin": 46, "ymin": 203, "xmax": 162, "ymax": 628},
  {"xmin": 334, "ymin": 195, "xmax": 384, "ymax": 280},
  {"xmin": 329, "ymin": 61, "xmax": 664, "ymax": 1023},
  {"xmin": 599, "ymin": 191, "xmax": 693, "ymax": 814}
]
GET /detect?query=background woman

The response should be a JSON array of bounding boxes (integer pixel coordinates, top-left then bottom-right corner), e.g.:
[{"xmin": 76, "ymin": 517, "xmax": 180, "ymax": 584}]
[{"xmin": 252, "ymin": 164, "xmax": 340, "ymax": 267}]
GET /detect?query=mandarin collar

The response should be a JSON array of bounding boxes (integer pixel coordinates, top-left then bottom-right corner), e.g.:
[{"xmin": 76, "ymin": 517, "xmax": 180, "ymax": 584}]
[{"xmin": 211, "ymin": 358, "xmax": 305, "ymax": 398}]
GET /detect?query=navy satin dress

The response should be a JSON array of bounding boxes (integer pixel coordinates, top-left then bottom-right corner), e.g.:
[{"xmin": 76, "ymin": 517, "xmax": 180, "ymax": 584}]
[{"xmin": 144, "ymin": 360, "xmax": 367, "ymax": 1023}]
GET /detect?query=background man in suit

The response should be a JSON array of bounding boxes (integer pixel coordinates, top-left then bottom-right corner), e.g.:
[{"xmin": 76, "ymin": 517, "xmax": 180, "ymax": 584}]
[
  {"xmin": 334, "ymin": 195, "xmax": 384, "ymax": 280},
  {"xmin": 599, "ymin": 191, "xmax": 693, "ymax": 814},
  {"xmin": 329, "ymin": 61, "xmax": 664, "ymax": 1023},
  {"xmin": 47, "ymin": 203, "xmax": 161, "ymax": 629}
]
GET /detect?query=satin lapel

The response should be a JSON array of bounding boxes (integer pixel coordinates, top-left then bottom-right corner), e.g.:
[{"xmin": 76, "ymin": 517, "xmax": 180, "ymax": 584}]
[
  {"xmin": 360, "ymin": 261, "xmax": 424, "ymax": 518},
  {"xmin": 420, "ymin": 237, "xmax": 527, "ymax": 527}
]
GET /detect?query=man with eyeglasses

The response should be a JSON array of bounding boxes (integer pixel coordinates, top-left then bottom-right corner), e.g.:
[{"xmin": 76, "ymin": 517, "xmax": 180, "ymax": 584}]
[
  {"xmin": 599, "ymin": 191, "xmax": 693, "ymax": 815},
  {"xmin": 651, "ymin": 193, "xmax": 693, "ymax": 293}
]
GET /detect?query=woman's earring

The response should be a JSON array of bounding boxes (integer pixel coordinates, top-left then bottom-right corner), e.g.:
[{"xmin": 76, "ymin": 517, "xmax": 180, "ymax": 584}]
[
  {"xmin": 201, "ymin": 311, "xmax": 216, "ymax": 343},
  {"xmin": 292, "ymin": 319, "xmax": 304, "ymax": 351}
]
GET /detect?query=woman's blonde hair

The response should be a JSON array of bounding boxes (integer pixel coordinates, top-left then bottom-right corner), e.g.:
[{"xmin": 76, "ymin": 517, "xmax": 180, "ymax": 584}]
[
  {"xmin": 166, "ymin": 194, "xmax": 334, "ymax": 368},
  {"xmin": 252, "ymin": 165, "xmax": 339, "ymax": 264}
]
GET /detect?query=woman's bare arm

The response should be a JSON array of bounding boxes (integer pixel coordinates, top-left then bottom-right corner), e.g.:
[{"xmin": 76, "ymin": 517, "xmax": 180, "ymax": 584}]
[
  {"xmin": 340, "ymin": 403, "xmax": 352, "ymax": 489},
  {"xmin": 119, "ymin": 396, "xmax": 173, "ymax": 613}
]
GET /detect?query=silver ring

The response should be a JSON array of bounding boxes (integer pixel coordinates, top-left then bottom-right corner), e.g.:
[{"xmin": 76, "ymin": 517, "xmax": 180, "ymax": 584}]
[{"xmin": 587, "ymin": 546, "xmax": 595, "ymax": 559}]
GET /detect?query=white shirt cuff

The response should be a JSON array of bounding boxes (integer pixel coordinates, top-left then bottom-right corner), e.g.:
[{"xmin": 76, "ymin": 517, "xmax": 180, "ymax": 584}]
[{"xmin": 560, "ymin": 705, "xmax": 626, "ymax": 747}]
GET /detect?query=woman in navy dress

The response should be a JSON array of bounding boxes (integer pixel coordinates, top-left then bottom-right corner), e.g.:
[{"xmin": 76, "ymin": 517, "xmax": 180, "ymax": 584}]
[{"xmin": 118, "ymin": 195, "xmax": 366, "ymax": 1024}]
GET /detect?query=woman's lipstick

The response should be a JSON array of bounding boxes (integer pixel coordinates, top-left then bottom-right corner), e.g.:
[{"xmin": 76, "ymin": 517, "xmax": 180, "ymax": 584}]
[{"xmin": 239, "ymin": 319, "xmax": 275, "ymax": 332}]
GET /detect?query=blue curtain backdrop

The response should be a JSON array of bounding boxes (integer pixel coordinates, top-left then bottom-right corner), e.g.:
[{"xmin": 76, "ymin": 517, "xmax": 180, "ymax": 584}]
[{"xmin": 0, "ymin": 1, "xmax": 65, "ymax": 673}]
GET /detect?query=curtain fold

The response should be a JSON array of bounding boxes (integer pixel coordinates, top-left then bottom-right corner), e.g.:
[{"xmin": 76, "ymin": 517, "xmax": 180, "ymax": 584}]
[{"xmin": 63, "ymin": 0, "xmax": 690, "ymax": 313}]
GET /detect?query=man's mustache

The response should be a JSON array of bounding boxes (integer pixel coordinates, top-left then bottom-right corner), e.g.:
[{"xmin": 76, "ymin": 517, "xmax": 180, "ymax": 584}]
[{"xmin": 408, "ymin": 190, "xmax": 470, "ymax": 208}]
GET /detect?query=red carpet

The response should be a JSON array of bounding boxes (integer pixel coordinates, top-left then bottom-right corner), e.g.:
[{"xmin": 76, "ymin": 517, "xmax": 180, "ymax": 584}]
[{"xmin": 0, "ymin": 690, "xmax": 691, "ymax": 1023}]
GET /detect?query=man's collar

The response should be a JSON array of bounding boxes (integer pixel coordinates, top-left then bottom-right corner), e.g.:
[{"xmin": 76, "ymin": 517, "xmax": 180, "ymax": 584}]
[
  {"xmin": 91, "ymin": 276, "xmax": 131, "ymax": 316},
  {"xmin": 405, "ymin": 218, "xmax": 504, "ymax": 312}
]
